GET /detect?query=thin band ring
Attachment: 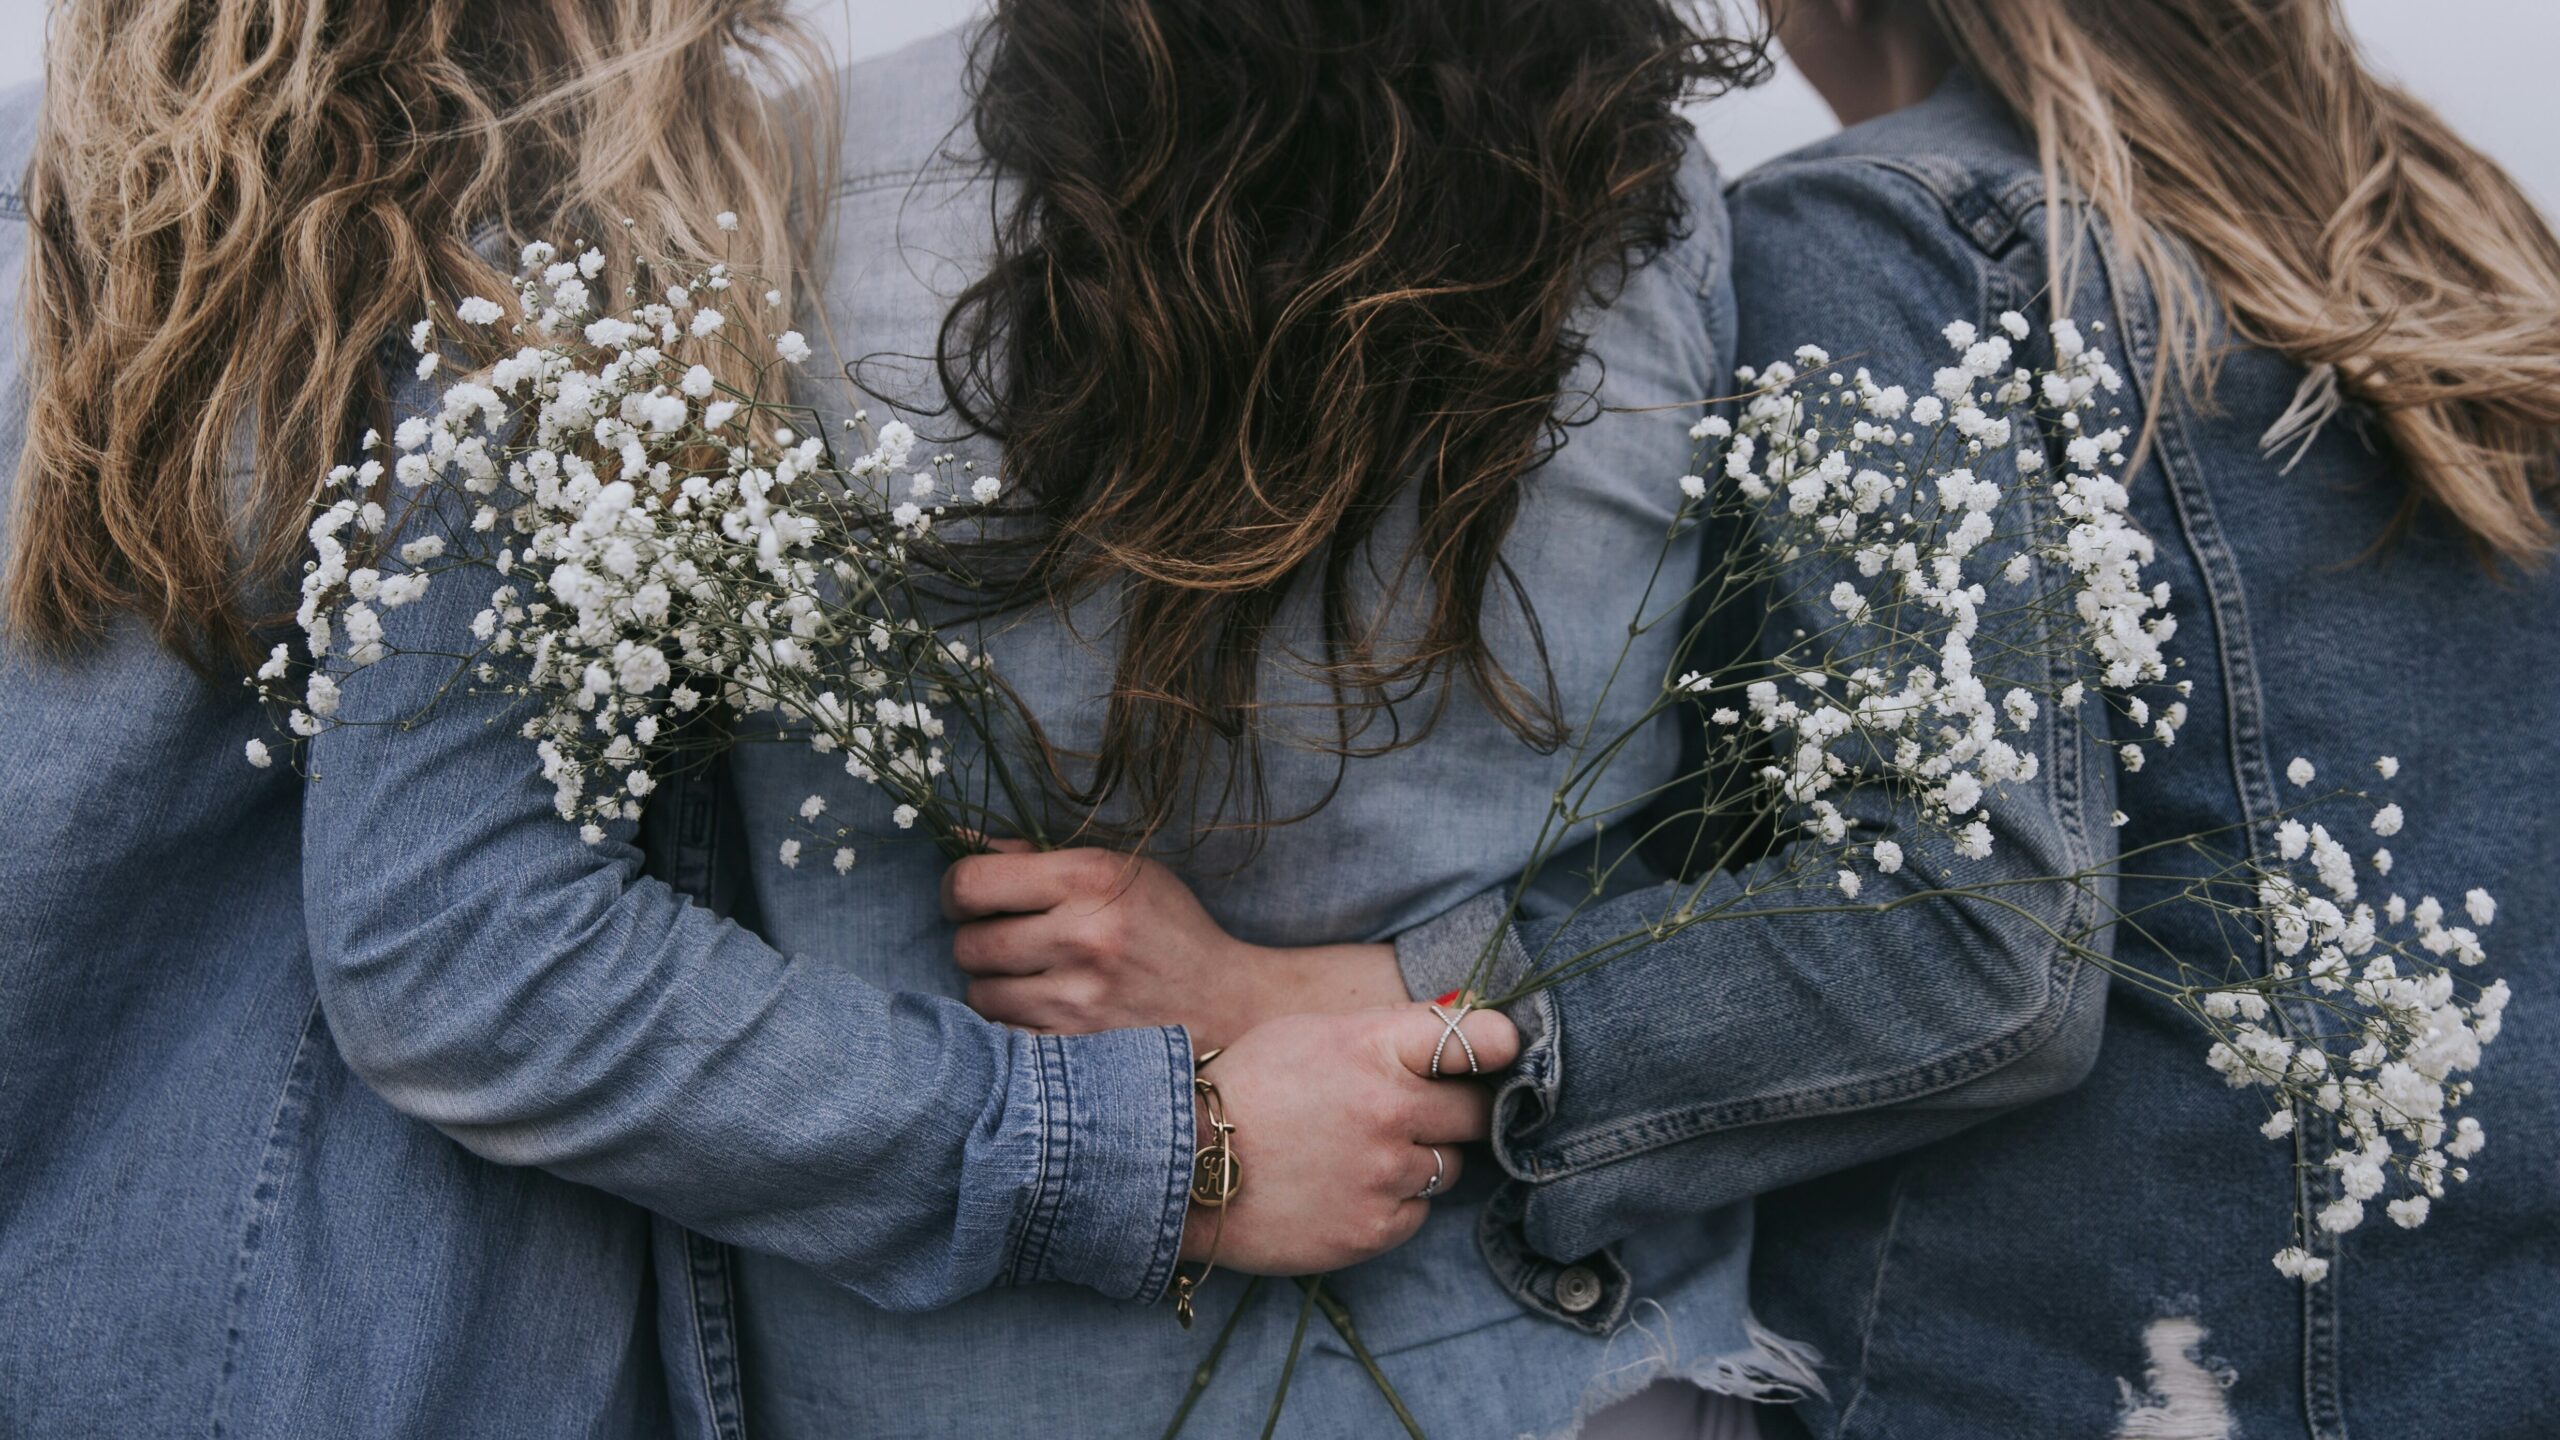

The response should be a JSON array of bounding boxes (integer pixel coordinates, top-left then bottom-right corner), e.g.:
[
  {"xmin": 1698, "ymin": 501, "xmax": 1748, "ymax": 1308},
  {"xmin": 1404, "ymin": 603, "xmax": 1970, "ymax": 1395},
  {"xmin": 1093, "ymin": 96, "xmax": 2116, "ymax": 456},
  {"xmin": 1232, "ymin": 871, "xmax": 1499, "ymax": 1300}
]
[
  {"xmin": 1415, "ymin": 1145, "xmax": 1447, "ymax": 1200},
  {"xmin": 1427, "ymin": 1001, "xmax": 1481, "ymax": 1079}
]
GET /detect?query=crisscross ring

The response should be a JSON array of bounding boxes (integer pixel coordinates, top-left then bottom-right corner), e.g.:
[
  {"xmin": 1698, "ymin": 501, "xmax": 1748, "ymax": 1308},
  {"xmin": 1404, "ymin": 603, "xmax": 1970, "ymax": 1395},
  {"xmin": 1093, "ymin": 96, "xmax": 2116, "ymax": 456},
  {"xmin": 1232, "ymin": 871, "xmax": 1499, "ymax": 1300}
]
[
  {"xmin": 1427, "ymin": 999, "xmax": 1480, "ymax": 1079},
  {"xmin": 1415, "ymin": 1145, "xmax": 1447, "ymax": 1200}
]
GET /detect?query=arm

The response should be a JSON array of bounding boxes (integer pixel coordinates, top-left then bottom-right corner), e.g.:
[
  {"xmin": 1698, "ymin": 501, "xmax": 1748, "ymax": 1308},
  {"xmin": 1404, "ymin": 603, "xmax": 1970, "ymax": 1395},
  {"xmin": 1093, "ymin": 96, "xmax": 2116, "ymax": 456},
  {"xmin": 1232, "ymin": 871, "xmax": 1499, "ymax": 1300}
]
[
  {"xmin": 946, "ymin": 159, "xmax": 2121, "ymax": 1261},
  {"xmin": 301, "ymin": 473, "xmax": 1516, "ymax": 1308}
]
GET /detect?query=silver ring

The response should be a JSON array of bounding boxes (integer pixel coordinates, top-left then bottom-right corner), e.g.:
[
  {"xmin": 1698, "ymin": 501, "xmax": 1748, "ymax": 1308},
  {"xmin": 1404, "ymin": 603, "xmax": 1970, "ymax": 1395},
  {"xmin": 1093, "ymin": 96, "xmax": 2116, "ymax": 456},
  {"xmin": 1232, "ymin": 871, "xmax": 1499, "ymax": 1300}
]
[
  {"xmin": 1427, "ymin": 1001, "xmax": 1480, "ymax": 1079},
  {"xmin": 1415, "ymin": 1146, "xmax": 1446, "ymax": 1200}
]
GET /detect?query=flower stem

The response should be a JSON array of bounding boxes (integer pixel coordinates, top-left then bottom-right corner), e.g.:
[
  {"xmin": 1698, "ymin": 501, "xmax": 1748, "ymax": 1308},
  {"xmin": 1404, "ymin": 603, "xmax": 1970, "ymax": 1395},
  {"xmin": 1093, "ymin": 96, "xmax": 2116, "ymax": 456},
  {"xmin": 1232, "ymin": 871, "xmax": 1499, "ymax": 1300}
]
[
  {"xmin": 1301, "ymin": 1278, "xmax": 1427, "ymax": 1439},
  {"xmin": 1257, "ymin": 1277, "xmax": 1321, "ymax": 1440},
  {"xmin": 1161, "ymin": 1275, "xmax": 1265, "ymax": 1440}
]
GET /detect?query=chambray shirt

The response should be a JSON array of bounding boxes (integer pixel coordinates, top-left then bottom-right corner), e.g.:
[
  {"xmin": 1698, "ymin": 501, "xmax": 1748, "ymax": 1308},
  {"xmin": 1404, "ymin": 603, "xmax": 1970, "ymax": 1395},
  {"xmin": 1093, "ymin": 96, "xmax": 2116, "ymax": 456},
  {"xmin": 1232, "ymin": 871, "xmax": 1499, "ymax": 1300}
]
[
  {"xmin": 1450, "ymin": 73, "xmax": 2560, "ymax": 1440},
  {"xmin": 652, "ymin": 24, "xmax": 1793, "ymax": 1440}
]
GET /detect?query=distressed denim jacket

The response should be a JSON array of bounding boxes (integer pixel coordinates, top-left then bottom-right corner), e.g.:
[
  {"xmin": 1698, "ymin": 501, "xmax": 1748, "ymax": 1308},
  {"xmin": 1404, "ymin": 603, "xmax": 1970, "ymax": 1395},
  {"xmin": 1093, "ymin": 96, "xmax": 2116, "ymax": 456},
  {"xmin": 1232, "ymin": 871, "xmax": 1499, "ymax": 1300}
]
[{"xmin": 1413, "ymin": 73, "xmax": 2560, "ymax": 1440}]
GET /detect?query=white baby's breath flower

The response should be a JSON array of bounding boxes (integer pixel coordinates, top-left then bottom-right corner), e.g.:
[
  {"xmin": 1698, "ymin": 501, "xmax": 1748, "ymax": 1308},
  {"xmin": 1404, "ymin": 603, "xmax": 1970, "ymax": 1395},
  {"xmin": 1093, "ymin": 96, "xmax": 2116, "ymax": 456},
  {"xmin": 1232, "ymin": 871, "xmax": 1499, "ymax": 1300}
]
[
  {"xmin": 244, "ymin": 739, "xmax": 274, "ymax": 769},
  {"xmin": 775, "ymin": 330, "xmax": 813, "ymax": 365},
  {"xmin": 715, "ymin": 210, "xmax": 739, "ymax": 231},
  {"xmin": 2465, "ymin": 888, "xmax": 2496, "ymax": 927},
  {"xmin": 778, "ymin": 839, "xmax": 801, "ymax": 868},
  {"xmin": 2272, "ymin": 1247, "xmax": 2330, "ymax": 1284},
  {"xmin": 2287, "ymin": 756, "xmax": 2316, "ymax": 787}
]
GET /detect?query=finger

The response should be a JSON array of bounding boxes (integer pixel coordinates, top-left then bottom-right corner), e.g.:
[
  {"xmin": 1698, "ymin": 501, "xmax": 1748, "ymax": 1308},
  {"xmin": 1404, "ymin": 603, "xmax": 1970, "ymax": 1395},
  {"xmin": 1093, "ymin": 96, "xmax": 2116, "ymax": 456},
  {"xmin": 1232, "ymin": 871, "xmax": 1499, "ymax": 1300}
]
[
  {"xmin": 940, "ymin": 848, "xmax": 1111, "ymax": 921},
  {"xmin": 1384, "ymin": 1001, "xmax": 1521, "ymax": 1081},
  {"xmin": 965, "ymin": 975, "xmax": 1080, "ymax": 1032},
  {"xmin": 1399, "ymin": 1141, "xmax": 1464, "ymax": 1200},
  {"xmin": 1402, "ymin": 1076, "xmax": 1495, "ymax": 1146},
  {"xmin": 950, "ymin": 914, "xmax": 1071, "ymax": 977}
]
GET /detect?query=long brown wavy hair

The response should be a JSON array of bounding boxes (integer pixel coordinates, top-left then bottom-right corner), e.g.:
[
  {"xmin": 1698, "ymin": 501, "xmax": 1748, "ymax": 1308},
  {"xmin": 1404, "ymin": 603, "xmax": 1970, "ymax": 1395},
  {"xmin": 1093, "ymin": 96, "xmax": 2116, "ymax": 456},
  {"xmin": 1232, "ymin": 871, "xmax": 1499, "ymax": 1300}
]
[
  {"xmin": 944, "ymin": 0, "xmax": 1762, "ymax": 841},
  {"xmin": 1921, "ymin": 0, "xmax": 2560, "ymax": 561},
  {"xmin": 10, "ymin": 0, "xmax": 827, "ymax": 670}
]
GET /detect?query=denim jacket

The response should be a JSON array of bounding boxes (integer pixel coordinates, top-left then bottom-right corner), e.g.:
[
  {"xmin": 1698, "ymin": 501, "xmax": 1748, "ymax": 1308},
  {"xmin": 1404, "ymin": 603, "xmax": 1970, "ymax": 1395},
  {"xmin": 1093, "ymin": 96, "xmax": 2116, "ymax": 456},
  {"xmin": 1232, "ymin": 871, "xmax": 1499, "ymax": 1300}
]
[
  {"xmin": 0, "ymin": 84, "xmax": 682, "ymax": 1436},
  {"xmin": 1423, "ymin": 73, "xmax": 2560, "ymax": 1440}
]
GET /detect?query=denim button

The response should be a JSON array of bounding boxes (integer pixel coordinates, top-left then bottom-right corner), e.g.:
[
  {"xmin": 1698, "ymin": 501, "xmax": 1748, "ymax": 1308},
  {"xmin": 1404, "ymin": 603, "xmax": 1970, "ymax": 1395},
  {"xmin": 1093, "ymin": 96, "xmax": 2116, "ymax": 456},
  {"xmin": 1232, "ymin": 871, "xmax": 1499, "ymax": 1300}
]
[{"xmin": 1554, "ymin": 1264, "xmax": 1602, "ymax": 1314}]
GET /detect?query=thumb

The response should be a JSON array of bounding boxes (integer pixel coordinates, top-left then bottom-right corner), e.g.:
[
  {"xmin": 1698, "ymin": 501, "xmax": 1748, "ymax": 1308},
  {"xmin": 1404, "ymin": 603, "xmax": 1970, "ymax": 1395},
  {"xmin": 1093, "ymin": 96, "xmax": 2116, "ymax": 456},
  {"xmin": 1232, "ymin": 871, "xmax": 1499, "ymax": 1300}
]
[
  {"xmin": 1384, "ymin": 998, "xmax": 1520, "ymax": 1081},
  {"xmin": 953, "ymin": 828, "xmax": 1037, "ymax": 856}
]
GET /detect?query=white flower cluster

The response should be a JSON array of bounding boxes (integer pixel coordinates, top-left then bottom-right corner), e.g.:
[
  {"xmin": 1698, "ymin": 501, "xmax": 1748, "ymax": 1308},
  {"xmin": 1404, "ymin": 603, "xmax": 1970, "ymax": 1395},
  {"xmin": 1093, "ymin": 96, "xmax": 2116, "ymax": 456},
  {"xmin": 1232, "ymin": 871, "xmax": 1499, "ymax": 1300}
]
[
  {"xmin": 257, "ymin": 237, "xmax": 1007, "ymax": 868},
  {"xmin": 1612, "ymin": 320, "xmax": 2510, "ymax": 1288},
  {"xmin": 1680, "ymin": 312, "xmax": 2164, "ymax": 878},
  {"xmin": 2199, "ymin": 760, "xmax": 2504, "ymax": 1284}
]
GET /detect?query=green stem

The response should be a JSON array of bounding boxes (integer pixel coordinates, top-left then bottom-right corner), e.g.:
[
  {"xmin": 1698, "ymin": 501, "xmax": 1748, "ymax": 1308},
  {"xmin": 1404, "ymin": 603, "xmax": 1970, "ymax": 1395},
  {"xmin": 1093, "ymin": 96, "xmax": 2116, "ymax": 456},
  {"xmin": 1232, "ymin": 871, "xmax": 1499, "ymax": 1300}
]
[
  {"xmin": 1162, "ymin": 1275, "xmax": 1265, "ymax": 1440},
  {"xmin": 1259, "ymin": 1277, "xmax": 1320, "ymax": 1440},
  {"xmin": 1302, "ymin": 1278, "xmax": 1427, "ymax": 1439}
]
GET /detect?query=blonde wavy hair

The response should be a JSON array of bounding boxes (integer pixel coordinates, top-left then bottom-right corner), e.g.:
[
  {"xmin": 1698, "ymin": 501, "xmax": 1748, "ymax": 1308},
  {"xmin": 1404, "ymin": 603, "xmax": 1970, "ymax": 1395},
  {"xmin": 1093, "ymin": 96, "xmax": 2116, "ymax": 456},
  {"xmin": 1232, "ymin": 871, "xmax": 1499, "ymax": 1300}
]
[
  {"xmin": 10, "ymin": 0, "xmax": 831, "ymax": 668},
  {"xmin": 1926, "ymin": 0, "xmax": 2560, "ymax": 561}
]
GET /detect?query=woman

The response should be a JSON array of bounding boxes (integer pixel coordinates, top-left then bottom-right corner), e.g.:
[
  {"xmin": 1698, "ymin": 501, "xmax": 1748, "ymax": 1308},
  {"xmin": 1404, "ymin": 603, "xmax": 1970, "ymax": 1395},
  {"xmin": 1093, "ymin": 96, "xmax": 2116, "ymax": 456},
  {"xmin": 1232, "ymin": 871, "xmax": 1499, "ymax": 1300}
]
[
  {"xmin": 3, "ymin": 1, "xmax": 1509, "ymax": 1434},
  {"xmin": 643, "ymin": 5, "xmax": 1791, "ymax": 1435},
  {"xmin": 965, "ymin": 1, "xmax": 2560, "ymax": 1435},
  {"xmin": 0, "ymin": 3, "xmax": 826, "ymax": 1431},
  {"xmin": 298, "ymin": 4, "xmax": 1775, "ymax": 1439}
]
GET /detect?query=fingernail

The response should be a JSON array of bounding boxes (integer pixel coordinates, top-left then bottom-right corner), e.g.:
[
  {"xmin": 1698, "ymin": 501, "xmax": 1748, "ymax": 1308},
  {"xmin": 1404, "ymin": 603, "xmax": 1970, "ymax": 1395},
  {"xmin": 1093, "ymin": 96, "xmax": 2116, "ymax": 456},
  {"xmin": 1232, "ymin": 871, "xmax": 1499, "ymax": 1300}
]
[{"xmin": 1435, "ymin": 990, "xmax": 1462, "ymax": 1007}]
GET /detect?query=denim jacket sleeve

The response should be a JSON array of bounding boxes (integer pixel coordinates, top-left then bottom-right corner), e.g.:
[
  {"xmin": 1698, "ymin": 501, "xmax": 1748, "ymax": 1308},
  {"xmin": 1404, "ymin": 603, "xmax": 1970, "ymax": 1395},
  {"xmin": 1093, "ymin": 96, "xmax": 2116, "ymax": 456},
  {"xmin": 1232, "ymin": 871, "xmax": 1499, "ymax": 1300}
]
[
  {"xmin": 299, "ymin": 464, "xmax": 1194, "ymax": 1313},
  {"xmin": 1397, "ymin": 156, "xmax": 2120, "ymax": 1262}
]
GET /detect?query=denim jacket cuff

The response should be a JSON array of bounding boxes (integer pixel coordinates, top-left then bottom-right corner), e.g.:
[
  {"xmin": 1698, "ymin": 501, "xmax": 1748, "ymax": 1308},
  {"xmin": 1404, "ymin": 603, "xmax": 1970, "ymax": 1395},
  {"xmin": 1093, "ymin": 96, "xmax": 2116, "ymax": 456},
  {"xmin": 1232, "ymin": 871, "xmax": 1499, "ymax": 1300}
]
[
  {"xmin": 1004, "ymin": 1025, "xmax": 1195, "ymax": 1305},
  {"xmin": 1394, "ymin": 891, "xmax": 1535, "ymax": 1009},
  {"xmin": 1488, "ymin": 986, "xmax": 1564, "ymax": 1178}
]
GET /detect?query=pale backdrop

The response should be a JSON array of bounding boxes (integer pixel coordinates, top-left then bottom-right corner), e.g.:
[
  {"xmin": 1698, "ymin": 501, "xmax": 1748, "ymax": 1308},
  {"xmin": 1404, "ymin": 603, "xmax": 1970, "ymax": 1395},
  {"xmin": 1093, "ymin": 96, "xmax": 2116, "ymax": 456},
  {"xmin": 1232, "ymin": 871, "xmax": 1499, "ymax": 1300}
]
[{"xmin": 0, "ymin": 1, "xmax": 2548, "ymax": 215}]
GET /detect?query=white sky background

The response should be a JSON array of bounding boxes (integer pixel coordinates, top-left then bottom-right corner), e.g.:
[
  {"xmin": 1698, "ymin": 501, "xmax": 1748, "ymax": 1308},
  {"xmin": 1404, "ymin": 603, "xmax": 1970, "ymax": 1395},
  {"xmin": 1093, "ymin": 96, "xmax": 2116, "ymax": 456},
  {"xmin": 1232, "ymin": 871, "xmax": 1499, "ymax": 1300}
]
[{"xmin": 0, "ymin": 0, "xmax": 2548, "ymax": 216}]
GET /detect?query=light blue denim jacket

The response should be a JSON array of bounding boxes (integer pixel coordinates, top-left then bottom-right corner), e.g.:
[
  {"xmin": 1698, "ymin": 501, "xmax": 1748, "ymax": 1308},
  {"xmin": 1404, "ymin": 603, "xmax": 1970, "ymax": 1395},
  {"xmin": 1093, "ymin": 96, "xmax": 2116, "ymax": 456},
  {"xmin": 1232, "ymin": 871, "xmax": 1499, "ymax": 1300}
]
[
  {"xmin": 634, "ymin": 24, "xmax": 1811, "ymax": 1440},
  {"xmin": 1432, "ymin": 73, "xmax": 2560, "ymax": 1440},
  {"xmin": 0, "ymin": 84, "xmax": 679, "ymax": 1436}
]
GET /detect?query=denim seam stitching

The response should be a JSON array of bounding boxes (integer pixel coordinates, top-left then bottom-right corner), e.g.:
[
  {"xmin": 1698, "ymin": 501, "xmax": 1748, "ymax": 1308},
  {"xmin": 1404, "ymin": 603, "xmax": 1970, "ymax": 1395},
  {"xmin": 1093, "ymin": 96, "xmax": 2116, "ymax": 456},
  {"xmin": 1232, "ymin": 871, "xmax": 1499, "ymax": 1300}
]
[
  {"xmin": 207, "ymin": 994, "xmax": 330, "ymax": 1438},
  {"xmin": 1736, "ymin": 156, "xmax": 2042, "ymax": 268},
  {"xmin": 831, "ymin": 164, "xmax": 975, "ymax": 202},
  {"xmin": 1132, "ymin": 1025, "xmax": 1192, "ymax": 1304},
  {"xmin": 681, "ymin": 1230, "xmax": 747, "ymax": 1440},
  {"xmin": 1834, "ymin": 1162, "xmax": 1913, "ymax": 1438},
  {"xmin": 1007, "ymin": 1035, "xmax": 1066, "ymax": 1286}
]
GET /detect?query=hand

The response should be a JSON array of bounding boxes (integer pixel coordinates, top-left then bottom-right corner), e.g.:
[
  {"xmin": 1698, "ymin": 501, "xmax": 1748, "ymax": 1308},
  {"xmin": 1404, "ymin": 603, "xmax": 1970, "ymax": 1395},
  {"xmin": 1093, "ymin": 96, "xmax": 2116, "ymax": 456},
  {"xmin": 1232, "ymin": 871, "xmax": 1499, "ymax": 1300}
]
[
  {"xmin": 1181, "ymin": 1003, "xmax": 1520, "ymax": 1275},
  {"xmin": 942, "ymin": 844, "xmax": 1407, "ymax": 1050}
]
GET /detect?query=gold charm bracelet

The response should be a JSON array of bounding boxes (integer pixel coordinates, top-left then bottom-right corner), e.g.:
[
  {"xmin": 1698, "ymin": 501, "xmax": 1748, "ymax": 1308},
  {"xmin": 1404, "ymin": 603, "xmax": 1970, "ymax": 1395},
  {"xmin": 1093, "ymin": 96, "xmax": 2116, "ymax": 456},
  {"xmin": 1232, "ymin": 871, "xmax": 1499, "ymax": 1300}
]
[{"xmin": 1171, "ymin": 1046, "xmax": 1241, "ymax": 1328}]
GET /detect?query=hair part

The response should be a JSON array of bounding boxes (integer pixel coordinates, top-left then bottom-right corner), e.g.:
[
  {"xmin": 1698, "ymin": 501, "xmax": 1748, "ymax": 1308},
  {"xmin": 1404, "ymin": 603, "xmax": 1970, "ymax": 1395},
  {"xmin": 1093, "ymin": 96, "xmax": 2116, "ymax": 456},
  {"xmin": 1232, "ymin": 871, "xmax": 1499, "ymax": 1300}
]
[
  {"xmin": 1925, "ymin": 0, "xmax": 2560, "ymax": 562},
  {"xmin": 942, "ymin": 0, "xmax": 1763, "ymax": 843},
  {"xmin": 10, "ymin": 0, "xmax": 831, "ymax": 670}
]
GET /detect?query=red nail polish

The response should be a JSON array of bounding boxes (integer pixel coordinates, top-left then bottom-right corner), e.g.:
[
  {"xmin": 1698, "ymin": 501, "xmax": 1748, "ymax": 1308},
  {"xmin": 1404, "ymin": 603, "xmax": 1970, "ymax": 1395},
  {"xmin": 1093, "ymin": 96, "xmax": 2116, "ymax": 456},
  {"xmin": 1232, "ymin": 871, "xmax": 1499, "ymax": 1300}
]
[{"xmin": 1436, "ymin": 990, "xmax": 1462, "ymax": 1007}]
